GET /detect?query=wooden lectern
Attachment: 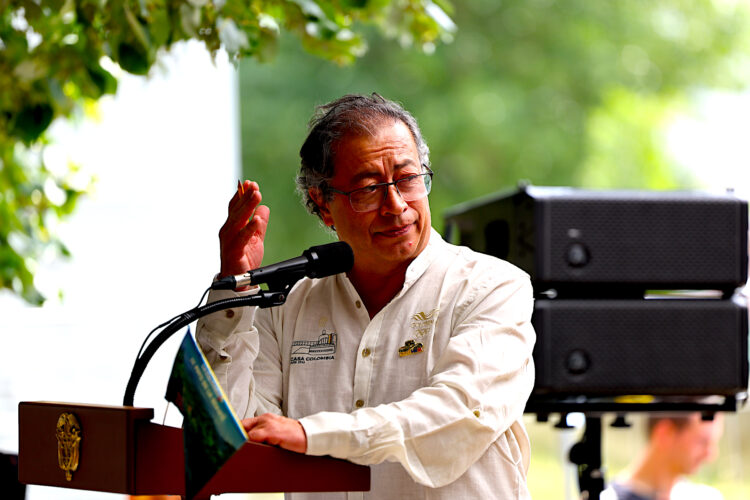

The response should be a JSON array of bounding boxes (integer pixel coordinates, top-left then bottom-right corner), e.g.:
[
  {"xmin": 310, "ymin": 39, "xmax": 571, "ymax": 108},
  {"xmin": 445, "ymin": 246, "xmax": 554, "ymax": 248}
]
[{"xmin": 18, "ymin": 402, "xmax": 370, "ymax": 498}]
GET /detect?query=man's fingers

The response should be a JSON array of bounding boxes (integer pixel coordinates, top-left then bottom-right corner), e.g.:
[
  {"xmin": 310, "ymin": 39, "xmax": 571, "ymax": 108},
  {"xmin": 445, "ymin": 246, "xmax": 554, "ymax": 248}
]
[
  {"xmin": 218, "ymin": 181, "xmax": 270, "ymax": 276},
  {"xmin": 242, "ymin": 204, "xmax": 270, "ymax": 242},
  {"xmin": 241, "ymin": 416, "xmax": 261, "ymax": 433},
  {"xmin": 240, "ymin": 414, "xmax": 307, "ymax": 453},
  {"xmin": 225, "ymin": 185, "xmax": 263, "ymax": 235},
  {"xmin": 228, "ymin": 204, "xmax": 269, "ymax": 257},
  {"xmin": 242, "ymin": 415, "xmax": 275, "ymax": 444},
  {"xmin": 246, "ymin": 426, "xmax": 280, "ymax": 446}
]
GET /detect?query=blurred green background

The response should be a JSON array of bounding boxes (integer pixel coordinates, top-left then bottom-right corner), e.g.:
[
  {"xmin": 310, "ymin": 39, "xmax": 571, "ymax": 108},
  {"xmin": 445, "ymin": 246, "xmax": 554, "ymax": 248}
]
[
  {"xmin": 525, "ymin": 411, "xmax": 750, "ymax": 499},
  {"xmin": 237, "ymin": 0, "xmax": 750, "ymax": 262},
  {"xmin": 235, "ymin": 1, "xmax": 750, "ymax": 498}
]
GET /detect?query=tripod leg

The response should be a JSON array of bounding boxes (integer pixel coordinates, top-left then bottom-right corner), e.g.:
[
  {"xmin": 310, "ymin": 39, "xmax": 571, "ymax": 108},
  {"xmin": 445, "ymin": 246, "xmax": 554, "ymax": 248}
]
[{"xmin": 568, "ymin": 416, "xmax": 605, "ymax": 499}]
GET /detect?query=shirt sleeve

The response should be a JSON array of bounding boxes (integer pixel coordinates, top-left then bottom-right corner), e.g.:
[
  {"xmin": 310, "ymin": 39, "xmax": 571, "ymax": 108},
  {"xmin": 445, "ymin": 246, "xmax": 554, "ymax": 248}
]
[
  {"xmin": 195, "ymin": 287, "xmax": 283, "ymax": 419},
  {"xmin": 299, "ymin": 273, "xmax": 536, "ymax": 488}
]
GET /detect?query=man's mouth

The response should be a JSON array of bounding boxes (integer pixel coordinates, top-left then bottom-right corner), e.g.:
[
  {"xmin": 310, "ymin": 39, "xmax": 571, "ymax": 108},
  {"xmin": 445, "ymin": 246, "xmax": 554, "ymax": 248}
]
[{"xmin": 378, "ymin": 223, "xmax": 413, "ymax": 237}]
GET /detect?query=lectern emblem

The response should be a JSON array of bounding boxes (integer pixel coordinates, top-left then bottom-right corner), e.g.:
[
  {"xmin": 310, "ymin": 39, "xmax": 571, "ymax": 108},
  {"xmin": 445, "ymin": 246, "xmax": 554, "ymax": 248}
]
[{"xmin": 55, "ymin": 412, "xmax": 81, "ymax": 481}]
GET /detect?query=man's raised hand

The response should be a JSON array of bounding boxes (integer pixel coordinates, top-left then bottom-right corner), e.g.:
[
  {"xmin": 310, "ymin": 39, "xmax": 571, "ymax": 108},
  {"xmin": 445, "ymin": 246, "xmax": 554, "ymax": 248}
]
[{"xmin": 218, "ymin": 180, "xmax": 270, "ymax": 283}]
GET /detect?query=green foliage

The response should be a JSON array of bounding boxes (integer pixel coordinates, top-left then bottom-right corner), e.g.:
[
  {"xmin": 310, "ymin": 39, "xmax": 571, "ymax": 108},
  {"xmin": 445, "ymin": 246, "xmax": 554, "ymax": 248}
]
[
  {"xmin": 236, "ymin": 0, "xmax": 750, "ymax": 261},
  {"xmin": 0, "ymin": 139, "xmax": 89, "ymax": 304},
  {"xmin": 0, "ymin": 0, "xmax": 454, "ymax": 304}
]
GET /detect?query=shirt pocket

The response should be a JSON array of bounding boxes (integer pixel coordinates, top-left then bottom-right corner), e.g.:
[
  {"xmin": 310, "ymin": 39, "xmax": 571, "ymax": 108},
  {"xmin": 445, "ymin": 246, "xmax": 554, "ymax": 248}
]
[{"xmin": 492, "ymin": 430, "xmax": 523, "ymax": 467}]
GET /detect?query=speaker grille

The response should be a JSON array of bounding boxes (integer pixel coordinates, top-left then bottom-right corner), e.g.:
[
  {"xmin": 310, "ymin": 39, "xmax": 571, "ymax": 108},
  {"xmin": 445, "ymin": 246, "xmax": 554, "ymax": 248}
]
[
  {"xmin": 444, "ymin": 186, "xmax": 749, "ymax": 291},
  {"xmin": 532, "ymin": 299, "xmax": 749, "ymax": 396},
  {"xmin": 544, "ymin": 198, "xmax": 746, "ymax": 286}
]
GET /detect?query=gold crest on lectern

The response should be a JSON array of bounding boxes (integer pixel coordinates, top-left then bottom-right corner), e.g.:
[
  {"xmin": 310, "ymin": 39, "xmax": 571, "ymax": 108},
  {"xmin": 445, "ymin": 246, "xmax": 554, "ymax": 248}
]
[{"xmin": 55, "ymin": 412, "xmax": 81, "ymax": 481}]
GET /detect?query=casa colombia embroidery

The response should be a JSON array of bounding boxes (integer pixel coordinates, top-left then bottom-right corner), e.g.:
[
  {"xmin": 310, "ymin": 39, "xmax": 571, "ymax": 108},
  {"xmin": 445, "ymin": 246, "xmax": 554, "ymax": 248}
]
[{"xmin": 291, "ymin": 329, "xmax": 337, "ymax": 365}]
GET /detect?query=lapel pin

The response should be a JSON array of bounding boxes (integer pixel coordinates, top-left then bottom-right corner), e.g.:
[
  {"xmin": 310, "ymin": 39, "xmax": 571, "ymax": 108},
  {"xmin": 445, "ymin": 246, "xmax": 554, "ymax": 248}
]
[{"xmin": 398, "ymin": 339, "xmax": 424, "ymax": 357}]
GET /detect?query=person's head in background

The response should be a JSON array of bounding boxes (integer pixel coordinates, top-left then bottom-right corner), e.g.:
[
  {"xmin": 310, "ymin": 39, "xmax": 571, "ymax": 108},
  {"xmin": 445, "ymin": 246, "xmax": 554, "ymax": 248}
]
[{"xmin": 645, "ymin": 412, "xmax": 724, "ymax": 476}]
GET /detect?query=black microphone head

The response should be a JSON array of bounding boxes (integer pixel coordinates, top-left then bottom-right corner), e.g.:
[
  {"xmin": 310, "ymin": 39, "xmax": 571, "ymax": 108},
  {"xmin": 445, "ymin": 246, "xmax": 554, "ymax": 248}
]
[{"xmin": 304, "ymin": 241, "xmax": 354, "ymax": 278}]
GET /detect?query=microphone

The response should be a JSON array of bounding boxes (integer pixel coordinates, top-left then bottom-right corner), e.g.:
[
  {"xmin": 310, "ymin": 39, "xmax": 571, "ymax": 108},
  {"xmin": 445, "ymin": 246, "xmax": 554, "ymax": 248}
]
[{"xmin": 212, "ymin": 241, "xmax": 354, "ymax": 290}]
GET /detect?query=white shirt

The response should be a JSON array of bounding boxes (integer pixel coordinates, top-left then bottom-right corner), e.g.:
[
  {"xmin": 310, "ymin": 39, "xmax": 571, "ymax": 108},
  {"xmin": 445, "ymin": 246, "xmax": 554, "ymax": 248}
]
[
  {"xmin": 600, "ymin": 480, "xmax": 724, "ymax": 500},
  {"xmin": 197, "ymin": 229, "xmax": 536, "ymax": 500}
]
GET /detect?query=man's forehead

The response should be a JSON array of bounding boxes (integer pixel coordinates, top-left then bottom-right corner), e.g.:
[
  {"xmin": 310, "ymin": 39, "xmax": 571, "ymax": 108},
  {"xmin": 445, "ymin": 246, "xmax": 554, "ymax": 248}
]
[
  {"xmin": 332, "ymin": 121, "xmax": 419, "ymax": 173},
  {"xmin": 338, "ymin": 119, "xmax": 417, "ymax": 152}
]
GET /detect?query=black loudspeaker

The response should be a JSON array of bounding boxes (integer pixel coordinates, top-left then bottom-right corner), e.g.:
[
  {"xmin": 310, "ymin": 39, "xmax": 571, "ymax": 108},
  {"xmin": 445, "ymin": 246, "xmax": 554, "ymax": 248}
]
[
  {"xmin": 532, "ymin": 298, "xmax": 749, "ymax": 397},
  {"xmin": 444, "ymin": 185, "xmax": 750, "ymax": 399},
  {"xmin": 444, "ymin": 185, "xmax": 748, "ymax": 295}
]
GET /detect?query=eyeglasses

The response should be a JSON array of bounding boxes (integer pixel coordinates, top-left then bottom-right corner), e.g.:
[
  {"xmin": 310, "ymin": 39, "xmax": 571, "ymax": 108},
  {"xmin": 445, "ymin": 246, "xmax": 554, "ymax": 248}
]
[{"xmin": 327, "ymin": 166, "xmax": 434, "ymax": 213}]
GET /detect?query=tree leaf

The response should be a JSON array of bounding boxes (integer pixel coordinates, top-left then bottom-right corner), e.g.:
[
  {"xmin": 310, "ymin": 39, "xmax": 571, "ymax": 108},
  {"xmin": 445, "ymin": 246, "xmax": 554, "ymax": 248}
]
[
  {"xmin": 11, "ymin": 104, "xmax": 55, "ymax": 144},
  {"xmin": 116, "ymin": 41, "xmax": 151, "ymax": 75}
]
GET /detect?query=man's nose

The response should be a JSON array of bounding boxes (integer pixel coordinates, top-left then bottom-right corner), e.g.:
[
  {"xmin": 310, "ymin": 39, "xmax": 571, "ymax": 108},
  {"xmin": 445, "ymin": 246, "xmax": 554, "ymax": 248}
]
[{"xmin": 380, "ymin": 184, "xmax": 408, "ymax": 214}]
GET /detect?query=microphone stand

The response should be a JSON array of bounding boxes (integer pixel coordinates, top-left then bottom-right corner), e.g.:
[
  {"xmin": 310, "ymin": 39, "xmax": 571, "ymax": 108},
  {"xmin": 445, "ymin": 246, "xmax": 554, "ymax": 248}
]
[{"xmin": 122, "ymin": 288, "xmax": 290, "ymax": 407}]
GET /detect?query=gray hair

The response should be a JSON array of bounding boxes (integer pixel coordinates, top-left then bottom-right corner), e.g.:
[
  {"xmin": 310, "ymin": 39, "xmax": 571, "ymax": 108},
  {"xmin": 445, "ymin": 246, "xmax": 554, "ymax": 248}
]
[{"xmin": 296, "ymin": 93, "xmax": 430, "ymax": 220}]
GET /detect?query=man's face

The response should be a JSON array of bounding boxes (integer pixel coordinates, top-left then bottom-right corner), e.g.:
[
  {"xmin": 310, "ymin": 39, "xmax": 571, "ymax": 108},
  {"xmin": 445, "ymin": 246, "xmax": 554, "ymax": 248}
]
[
  {"xmin": 313, "ymin": 119, "xmax": 432, "ymax": 274},
  {"xmin": 668, "ymin": 415, "xmax": 723, "ymax": 475}
]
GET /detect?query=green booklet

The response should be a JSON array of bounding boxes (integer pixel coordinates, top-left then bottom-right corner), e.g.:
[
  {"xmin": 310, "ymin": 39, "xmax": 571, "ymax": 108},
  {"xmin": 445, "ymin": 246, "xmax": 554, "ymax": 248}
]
[{"xmin": 165, "ymin": 328, "xmax": 248, "ymax": 499}]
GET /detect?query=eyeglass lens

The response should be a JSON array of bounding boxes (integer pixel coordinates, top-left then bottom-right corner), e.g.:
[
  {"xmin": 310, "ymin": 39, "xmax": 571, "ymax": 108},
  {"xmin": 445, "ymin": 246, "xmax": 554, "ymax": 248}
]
[{"xmin": 350, "ymin": 173, "xmax": 432, "ymax": 212}]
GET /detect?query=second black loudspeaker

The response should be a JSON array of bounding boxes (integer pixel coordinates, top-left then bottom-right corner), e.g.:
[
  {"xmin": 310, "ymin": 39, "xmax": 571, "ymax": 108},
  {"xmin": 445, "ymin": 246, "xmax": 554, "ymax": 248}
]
[{"xmin": 531, "ymin": 297, "xmax": 748, "ymax": 397}]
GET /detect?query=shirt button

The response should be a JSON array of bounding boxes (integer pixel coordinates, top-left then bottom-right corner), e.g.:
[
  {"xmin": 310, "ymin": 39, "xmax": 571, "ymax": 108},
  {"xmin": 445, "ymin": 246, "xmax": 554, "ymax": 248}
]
[
  {"xmin": 355, "ymin": 399, "xmax": 365, "ymax": 408},
  {"xmin": 473, "ymin": 410, "xmax": 481, "ymax": 418},
  {"xmin": 362, "ymin": 348, "xmax": 371, "ymax": 357},
  {"xmin": 355, "ymin": 300, "xmax": 362, "ymax": 309},
  {"xmin": 225, "ymin": 310, "xmax": 235, "ymax": 319}
]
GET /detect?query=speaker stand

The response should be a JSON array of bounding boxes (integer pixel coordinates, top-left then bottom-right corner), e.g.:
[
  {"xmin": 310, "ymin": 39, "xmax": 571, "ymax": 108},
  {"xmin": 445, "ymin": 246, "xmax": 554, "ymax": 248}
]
[{"xmin": 568, "ymin": 416, "xmax": 605, "ymax": 500}]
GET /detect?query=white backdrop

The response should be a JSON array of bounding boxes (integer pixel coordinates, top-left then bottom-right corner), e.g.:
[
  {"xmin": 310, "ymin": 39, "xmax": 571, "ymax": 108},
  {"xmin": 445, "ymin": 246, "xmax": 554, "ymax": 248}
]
[{"xmin": 1, "ymin": 40, "xmax": 240, "ymax": 499}]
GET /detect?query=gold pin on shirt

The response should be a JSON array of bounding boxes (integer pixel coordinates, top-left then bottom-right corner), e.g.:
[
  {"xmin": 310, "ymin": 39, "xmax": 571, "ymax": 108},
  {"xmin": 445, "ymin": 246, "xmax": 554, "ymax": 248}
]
[{"xmin": 398, "ymin": 339, "xmax": 424, "ymax": 357}]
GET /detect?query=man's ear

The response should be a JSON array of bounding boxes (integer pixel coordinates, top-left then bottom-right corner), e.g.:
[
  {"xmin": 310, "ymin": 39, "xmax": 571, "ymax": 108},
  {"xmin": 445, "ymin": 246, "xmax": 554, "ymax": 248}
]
[
  {"xmin": 652, "ymin": 419, "xmax": 678, "ymax": 444},
  {"xmin": 309, "ymin": 187, "xmax": 334, "ymax": 227}
]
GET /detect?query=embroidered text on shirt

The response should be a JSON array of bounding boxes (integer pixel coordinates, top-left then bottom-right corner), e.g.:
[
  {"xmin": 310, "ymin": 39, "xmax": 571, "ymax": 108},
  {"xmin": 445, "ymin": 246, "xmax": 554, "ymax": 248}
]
[{"xmin": 291, "ymin": 330, "xmax": 337, "ymax": 364}]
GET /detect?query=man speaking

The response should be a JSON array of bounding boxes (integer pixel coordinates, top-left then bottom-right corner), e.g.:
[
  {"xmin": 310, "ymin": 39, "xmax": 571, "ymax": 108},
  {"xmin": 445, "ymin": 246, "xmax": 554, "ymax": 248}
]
[{"xmin": 196, "ymin": 93, "xmax": 536, "ymax": 499}]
